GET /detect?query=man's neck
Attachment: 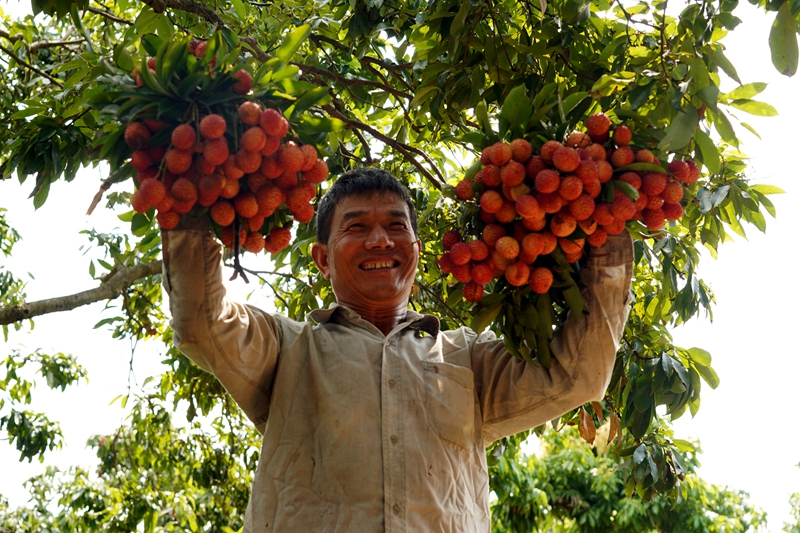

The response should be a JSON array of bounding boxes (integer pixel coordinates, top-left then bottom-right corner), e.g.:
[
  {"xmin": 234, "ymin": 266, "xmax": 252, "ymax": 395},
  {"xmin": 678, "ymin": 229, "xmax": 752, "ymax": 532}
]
[{"xmin": 339, "ymin": 301, "xmax": 408, "ymax": 336}]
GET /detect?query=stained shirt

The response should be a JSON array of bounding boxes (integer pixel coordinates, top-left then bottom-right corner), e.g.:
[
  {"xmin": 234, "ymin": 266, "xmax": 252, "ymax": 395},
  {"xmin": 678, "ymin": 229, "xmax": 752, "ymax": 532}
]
[{"xmin": 161, "ymin": 228, "xmax": 633, "ymax": 533}]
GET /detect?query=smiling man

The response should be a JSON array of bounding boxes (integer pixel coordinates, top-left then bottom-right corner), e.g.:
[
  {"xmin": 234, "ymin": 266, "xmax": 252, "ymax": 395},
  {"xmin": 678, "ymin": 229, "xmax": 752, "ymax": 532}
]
[{"xmin": 162, "ymin": 167, "xmax": 633, "ymax": 532}]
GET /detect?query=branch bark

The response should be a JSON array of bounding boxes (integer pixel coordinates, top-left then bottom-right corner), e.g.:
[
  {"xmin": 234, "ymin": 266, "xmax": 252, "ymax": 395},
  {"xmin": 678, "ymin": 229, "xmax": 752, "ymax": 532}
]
[
  {"xmin": 0, "ymin": 44, "xmax": 63, "ymax": 86},
  {"xmin": 0, "ymin": 261, "xmax": 162, "ymax": 326}
]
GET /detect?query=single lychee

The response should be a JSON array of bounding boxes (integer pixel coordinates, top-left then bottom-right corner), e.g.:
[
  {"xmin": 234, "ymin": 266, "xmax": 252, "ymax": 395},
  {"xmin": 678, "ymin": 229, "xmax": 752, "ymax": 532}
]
[
  {"xmin": 469, "ymin": 239, "xmax": 489, "ymax": 261},
  {"xmin": 247, "ymin": 172, "xmax": 269, "ymax": 193},
  {"xmin": 495, "ymin": 201, "xmax": 517, "ymax": 224},
  {"xmin": 481, "ymin": 165, "xmax": 502, "ymax": 187},
  {"xmin": 495, "ymin": 236, "xmax": 520, "ymax": 260},
  {"xmin": 156, "ymin": 211, "xmax": 180, "ymax": 230},
  {"xmin": 238, "ymin": 101, "xmax": 262, "ymax": 126},
  {"xmin": 584, "ymin": 179, "xmax": 601, "ymax": 199},
  {"xmin": 210, "ymin": 200, "xmax": 236, "ymax": 226},
  {"xmin": 490, "ymin": 142, "xmax": 513, "ymax": 166},
  {"xmin": 124, "ymin": 121, "xmax": 152, "ymax": 150},
  {"xmin": 143, "ymin": 119, "xmax": 168, "ymax": 133},
  {"xmin": 455, "ymin": 179, "xmax": 475, "ymax": 200},
  {"xmin": 220, "ymin": 176, "xmax": 241, "ymax": 199},
  {"xmin": 130, "ymin": 189, "xmax": 149, "ymax": 213},
  {"xmin": 256, "ymin": 186, "xmax": 285, "ymax": 217},
  {"xmin": 156, "ymin": 193, "xmax": 174, "ymax": 213},
  {"xmin": 535, "ymin": 169, "xmax": 561, "ymax": 194},
  {"xmin": 261, "ymin": 135, "xmax": 281, "ymax": 157},
  {"xmin": 566, "ymin": 131, "xmax": 592, "ymax": 148},
  {"xmin": 610, "ymin": 146, "xmax": 634, "ymax": 168},
  {"xmin": 662, "ymin": 202, "xmax": 684, "ymax": 221},
  {"xmin": 165, "ymin": 149, "xmax": 193, "ymax": 175},
  {"xmin": 575, "ymin": 159, "xmax": 599, "ymax": 184},
  {"xmin": 130, "ymin": 150, "xmax": 152, "ymax": 171},
  {"xmin": 618, "ymin": 171, "xmax": 642, "ymax": 190},
  {"xmin": 299, "ymin": 144, "xmax": 318, "ymax": 172},
  {"xmin": 558, "ymin": 175, "xmax": 583, "ymax": 201},
  {"xmin": 597, "ymin": 160, "xmax": 614, "ymax": 183},
  {"xmin": 223, "ymin": 155, "xmax": 245, "ymax": 180},
  {"xmin": 646, "ymin": 195, "xmax": 665, "ymax": 210},
  {"xmin": 303, "ymin": 160, "xmax": 329, "ymax": 184},
  {"xmin": 171, "ymin": 124, "xmax": 196, "ymax": 150},
  {"xmin": 587, "ymin": 227, "xmax": 608, "ymax": 248},
  {"xmin": 525, "ymin": 155, "xmax": 548, "ymax": 179},
  {"xmin": 660, "ymin": 181, "xmax": 684, "ymax": 203},
  {"xmin": 482, "ymin": 224, "xmax": 507, "ymax": 247},
  {"xmin": 643, "ymin": 208, "xmax": 666, "ymax": 230},
  {"xmin": 578, "ymin": 217, "xmax": 597, "ymax": 235},
  {"xmin": 199, "ymin": 114, "xmax": 227, "ymax": 140},
  {"xmin": 265, "ymin": 227, "xmax": 292, "ymax": 254},
  {"xmin": 232, "ymin": 70, "xmax": 253, "ymax": 95},
  {"xmin": 537, "ymin": 192, "xmax": 563, "ymax": 214},
  {"xmin": 139, "ymin": 179, "xmax": 166, "ymax": 208},
  {"xmin": 274, "ymin": 171, "xmax": 299, "ymax": 191},
  {"xmin": 203, "ymin": 138, "xmax": 230, "ymax": 166},
  {"xmin": 171, "ymin": 178, "xmax": 198, "ymax": 204},
  {"xmin": 500, "ymin": 160, "xmax": 526, "ymax": 187},
  {"xmin": 172, "ymin": 199, "xmax": 195, "ymax": 214},
  {"xmin": 641, "ymin": 173, "xmax": 667, "ymax": 196},
  {"xmin": 667, "ymin": 160, "xmax": 689, "ymax": 182},
  {"xmin": 241, "ymin": 127, "xmax": 267, "ymax": 153},
  {"xmin": 550, "ymin": 211, "xmax": 577, "ymax": 237},
  {"xmin": 585, "ymin": 143, "xmax": 607, "ymax": 161},
  {"xmin": 586, "ymin": 113, "xmax": 611, "ymax": 137},
  {"xmin": 146, "ymin": 144, "xmax": 167, "ymax": 164},
  {"xmin": 235, "ymin": 148, "xmax": 262, "ymax": 174},
  {"xmin": 480, "ymin": 145, "xmax": 495, "ymax": 166},
  {"xmin": 439, "ymin": 253, "xmax": 454, "ymax": 274},
  {"xmin": 233, "ymin": 192, "xmax": 259, "ymax": 218},
  {"xmin": 277, "ymin": 142, "xmax": 304, "ymax": 173},
  {"xmin": 197, "ymin": 174, "xmax": 224, "ymax": 206},
  {"xmin": 462, "ymin": 281, "xmax": 484, "ymax": 302},
  {"xmin": 451, "ymin": 263, "xmax": 472, "ymax": 283},
  {"xmin": 450, "ymin": 242, "xmax": 472, "ymax": 265},
  {"xmin": 569, "ymin": 194, "xmax": 595, "ymax": 221},
  {"xmin": 529, "ymin": 267, "xmax": 554, "ymax": 294},
  {"xmin": 603, "ymin": 218, "xmax": 627, "ymax": 235},
  {"xmin": 636, "ymin": 149, "xmax": 656, "ymax": 163},
  {"xmin": 292, "ymin": 202, "xmax": 315, "ymax": 223},
  {"xmin": 613, "ymin": 125, "xmax": 632, "ymax": 145},
  {"xmin": 259, "ymin": 108, "xmax": 289, "ymax": 138},
  {"xmin": 480, "ymin": 190, "xmax": 504, "ymax": 213},
  {"xmin": 540, "ymin": 140, "xmax": 564, "ymax": 162},
  {"xmin": 559, "ymin": 237, "xmax": 584, "ymax": 256},
  {"xmin": 684, "ymin": 160, "xmax": 700, "ymax": 184},
  {"xmin": 505, "ymin": 262, "xmax": 530, "ymax": 287},
  {"xmin": 220, "ymin": 226, "xmax": 248, "ymax": 249},
  {"xmin": 261, "ymin": 154, "xmax": 283, "ymax": 179},
  {"xmin": 516, "ymin": 194, "xmax": 541, "ymax": 219},
  {"xmin": 552, "ymin": 146, "xmax": 580, "ymax": 172},
  {"xmin": 471, "ymin": 262, "xmax": 493, "ymax": 285},
  {"xmin": 510, "ymin": 138, "xmax": 533, "ymax": 162},
  {"xmin": 610, "ymin": 195, "xmax": 636, "ymax": 220}
]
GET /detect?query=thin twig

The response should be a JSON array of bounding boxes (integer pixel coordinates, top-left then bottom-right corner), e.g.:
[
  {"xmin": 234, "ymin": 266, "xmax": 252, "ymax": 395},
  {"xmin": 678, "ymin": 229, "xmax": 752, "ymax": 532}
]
[
  {"xmin": 30, "ymin": 39, "xmax": 86, "ymax": 51},
  {"xmin": 87, "ymin": 6, "xmax": 134, "ymax": 25},
  {"xmin": 0, "ymin": 44, "xmax": 63, "ymax": 86}
]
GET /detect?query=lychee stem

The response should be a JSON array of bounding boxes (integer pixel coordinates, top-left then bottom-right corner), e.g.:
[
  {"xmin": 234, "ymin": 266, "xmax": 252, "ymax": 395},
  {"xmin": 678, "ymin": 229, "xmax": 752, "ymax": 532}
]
[{"xmin": 229, "ymin": 218, "xmax": 250, "ymax": 284}]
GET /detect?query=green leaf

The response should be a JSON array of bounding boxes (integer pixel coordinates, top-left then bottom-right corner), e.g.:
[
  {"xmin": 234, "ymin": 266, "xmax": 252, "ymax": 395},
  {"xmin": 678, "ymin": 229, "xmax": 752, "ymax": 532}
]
[
  {"xmin": 769, "ymin": 0, "xmax": 799, "ymax": 76},
  {"xmin": 113, "ymin": 44, "xmax": 134, "ymax": 72},
  {"xmin": 658, "ymin": 108, "xmax": 698, "ymax": 152},
  {"xmin": 687, "ymin": 347, "xmax": 712, "ymax": 367},
  {"xmin": 672, "ymin": 439, "xmax": 695, "ymax": 453},
  {"xmin": 499, "ymin": 85, "xmax": 532, "ymax": 137},
  {"xmin": 470, "ymin": 304, "xmax": 503, "ymax": 334},
  {"xmin": 291, "ymin": 87, "xmax": 332, "ymax": 117},
  {"xmin": 450, "ymin": 0, "xmax": 471, "ymax": 36},
  {"xmin": 613, "ymin": 180, "xmax": 640, "ymax": 200},
  {"xmin": 230, "ymin": 0, "xmax": 247, "ymax": 20},
  {"xmin": 720, "ymin": 82, "xmax": 768, "ymax": 101},
  {"xmin": 728, "ymin": 99, "xmax": 778, "ymax": 116},
  {"xmin": 298, "ymin": 116, "xmax": 346, "ymax": 133},
  {"xmin": 693, "ymin": 129, "xmax": 720, "ymax": 175},
  {"xmin": 697, "ymin": 187, "xmax": 713, "ymax": 214},
  {"xmin": 696, "ymin": 364, "xmax": 720, "ymax": 389},
  {"xmin": 140, "ymin": 34, "xmax": 164, "ymax": 57},
  {"xmin": 275, "ymin": 24, "xmax": 312, "ymax": 69},
  {"xmin": 750, "ymin": 184, "xmax": 786, "ymax": 195},
  {"xmin": 712, "ymin": 46, "xmax": 741, "ymax": 84}
]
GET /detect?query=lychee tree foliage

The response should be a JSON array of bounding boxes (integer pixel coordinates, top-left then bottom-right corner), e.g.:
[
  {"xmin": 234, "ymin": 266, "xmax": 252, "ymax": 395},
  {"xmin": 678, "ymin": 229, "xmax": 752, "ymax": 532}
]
[{"xmin": 0, "ymin": 0, "xmax": 794, "ymax": 527}]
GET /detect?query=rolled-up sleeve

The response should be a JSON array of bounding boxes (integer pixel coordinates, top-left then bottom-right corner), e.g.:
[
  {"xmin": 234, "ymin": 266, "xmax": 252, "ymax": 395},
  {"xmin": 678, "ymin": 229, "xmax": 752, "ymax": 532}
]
[
  {"xmin": 473, "ymin": 233, "xmax": 634, "ymax": 444},
  {"xmin": 161, "ymin": 227, "xmax": 280, "ymax": 434}
]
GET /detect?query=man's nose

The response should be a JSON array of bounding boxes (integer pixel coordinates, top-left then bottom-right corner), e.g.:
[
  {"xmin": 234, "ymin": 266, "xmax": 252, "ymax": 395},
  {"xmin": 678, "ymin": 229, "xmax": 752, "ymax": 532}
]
[{"xmin": 365, "ymin": 224, "xmax": 394, "ymax": 249}]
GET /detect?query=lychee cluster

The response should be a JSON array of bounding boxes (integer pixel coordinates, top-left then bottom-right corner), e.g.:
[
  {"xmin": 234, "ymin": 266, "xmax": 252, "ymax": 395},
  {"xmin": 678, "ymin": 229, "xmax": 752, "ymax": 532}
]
[
  {"xmin": 442, "ymin": 112, "xmax": 699, "ymax": 302},
  {"xmin": 125, "ymin": 102, "xmax": 329, "ymax": 255}
]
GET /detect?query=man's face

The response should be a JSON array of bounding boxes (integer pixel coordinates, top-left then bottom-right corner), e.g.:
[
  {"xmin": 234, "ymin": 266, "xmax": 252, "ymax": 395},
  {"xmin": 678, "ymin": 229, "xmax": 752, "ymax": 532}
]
[{"xmin": 312, "ymin": 192, "xmax": 420, "ymax": 312}]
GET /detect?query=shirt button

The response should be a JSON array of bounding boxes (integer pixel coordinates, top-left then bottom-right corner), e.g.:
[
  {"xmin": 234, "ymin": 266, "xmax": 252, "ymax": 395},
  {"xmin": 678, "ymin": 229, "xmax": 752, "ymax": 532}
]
[
  {"xmin": 390, "ymin": 435, "xmax": 398, "ymax": 445},
  {"xmin": 393, "ymin": 503, "xmax": 400, "ymax": 515},
  {"xmin": 388, "ymin": 379, "xmax": 396, "ymax": 388}
]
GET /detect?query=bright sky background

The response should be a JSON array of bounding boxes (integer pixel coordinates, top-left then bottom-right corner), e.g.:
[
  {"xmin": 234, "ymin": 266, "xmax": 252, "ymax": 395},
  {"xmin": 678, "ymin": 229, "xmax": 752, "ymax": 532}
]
[{"xmin": 1, "ymin": 0, "xmax": 799, "ymax": 530}]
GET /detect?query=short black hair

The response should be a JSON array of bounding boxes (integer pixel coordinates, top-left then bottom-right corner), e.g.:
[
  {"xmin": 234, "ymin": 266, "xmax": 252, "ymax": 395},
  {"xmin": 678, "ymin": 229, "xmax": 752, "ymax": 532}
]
[{"xmin": 316, "ymin": 168, "xmax": 418, "ymax": 245}]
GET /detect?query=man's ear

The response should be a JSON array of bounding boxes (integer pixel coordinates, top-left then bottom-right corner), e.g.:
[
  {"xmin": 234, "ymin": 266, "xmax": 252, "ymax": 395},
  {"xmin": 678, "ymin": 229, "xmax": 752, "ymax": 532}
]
[{"xmin": 311, "ymin": 242, "xmax": 331, "ymax": 279}]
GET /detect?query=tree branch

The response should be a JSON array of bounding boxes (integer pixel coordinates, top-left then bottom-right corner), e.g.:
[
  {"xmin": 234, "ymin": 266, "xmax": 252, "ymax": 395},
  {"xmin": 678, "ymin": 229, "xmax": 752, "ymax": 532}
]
[
  {"xmin": 293, "ymin": 61, "xmax": 412, "ymax": 100},
  {"xmin": 29, "ymin": 39, "xmax": 86, "ymax": 51},
  {"xmin": 0, "ymin": 44, "xmax": 63, "ymax": 86},
  {"xmin": 0, "ymin": 261, "xmax": 162, "ymax": 326},
  {"xmin": 86, "ymin": 6, "xmax": 134, "ymax": 25}
]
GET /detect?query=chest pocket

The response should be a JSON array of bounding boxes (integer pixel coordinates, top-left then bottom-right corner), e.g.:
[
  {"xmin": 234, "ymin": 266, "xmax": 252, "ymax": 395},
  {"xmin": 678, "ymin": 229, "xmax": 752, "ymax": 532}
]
[{"xmin": 422, "ymin": 361, "xmax": 476, "ymax": 450}]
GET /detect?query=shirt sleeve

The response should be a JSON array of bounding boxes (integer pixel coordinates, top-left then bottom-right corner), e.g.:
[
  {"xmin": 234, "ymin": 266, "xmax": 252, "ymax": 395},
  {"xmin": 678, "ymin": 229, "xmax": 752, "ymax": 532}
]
[
  {"xmin": 472, "ymin": 233, "xmax": 634, "ymax": 445},
  {"xmin": 161, "ymin": 226, "xmax": 280, "ymax": 434}
]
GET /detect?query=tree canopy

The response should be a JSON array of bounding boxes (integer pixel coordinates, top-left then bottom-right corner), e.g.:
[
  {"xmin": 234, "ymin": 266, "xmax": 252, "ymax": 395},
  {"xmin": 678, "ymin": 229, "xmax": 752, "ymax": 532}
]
[{"xmin": 0, "ymin": 0, "xmax": 796, "ymax": 529}]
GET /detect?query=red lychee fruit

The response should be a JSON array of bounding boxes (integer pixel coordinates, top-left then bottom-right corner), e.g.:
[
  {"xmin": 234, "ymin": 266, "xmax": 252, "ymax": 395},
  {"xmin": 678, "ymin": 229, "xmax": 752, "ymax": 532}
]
[
  {"xmin": 124, "ymin": 121, "xmax": 152, "ymax": 150},
  {"xmin": 277, "ymin": 142, "xmax": 304, "ymax": 173},
  {"xmin": 575, "ymin": 159, "xmax": 599, "ymax": 184},
  {"xmin": 265, "ymin": 227, "xmax": 292, "ymax": 254},
  {"xmin": 597, "ymin": 160, "xmax": 614, "ymax": 183},
  {"xmin": 130, "ymin": 189, "xmax": 149, "ymax": 213},
  {"xmin": 233, "ymin": 192, "xmax": 259, "ymax": 218},
  {"xmin": 494, "ymin": 201, "xmax": 516, "ymax": 224},
  {"xmin": 199, "ymin": 114, "xmax": 227, "ymax": 140},
  {"xmin": 587, "ymin": 227, "xmax": 608, "ymax": 248},
  {"xmin": 232, "ymin": 69, "xmax": 253, "ymax": 95},
  {"xmin": 238, "ymin": 101, "xmax": 262, "ymax": 126},
  {"xmin": 610, "ymin": 195, "xmax": 636, "ymax": 220},
  {"xmin": 259, "ymin": 108, "xmax": 289, "ymax": 138},
  {"xmin": 274, "ymin": 171, "xmax": 299, "ymax": 191},
  {"xmin": 660, "ymin": 181, "xmax": 684, "ymax": 203},
  {"xmin": 647, "ymin": 195, "xmax": 665, "ymax": 210},
  {"xmin": 469, "ymin": 239, "xmax": 489, "ymax": 261},
  {"xmin": 462, "ymin": 281, "xmax": 484, "ymax": 302},
  {"xmin": 261, "ymin": 135, "xmax": 281, "ymax": 157},
  {"xmin": 165, "ymin": 149, "xmax": 193, "ymax": 175},
  {"xmin": 529, "ymin": 267, "xmax": 554, "ymax": 294},
  {"xmin": 552, "ymin": 146, "xmax": 580, "ymax": 172},
  {"xmin": 450, "ymin": 242, "xmax": 472, "ymax": 265},
  {"xmin": 537, "ymin": 192, "xmax": 563, "ymax": 214},
  {"xmin": 223, "ymin": 155, "xmax": 245, "ymax": 180},
  {"xmin": 243, "ymin": 231, "xmax": 265, "ymax": 253},
  {"xmin": 292, "ymin": 202, "xmax": 315, "ymax": 223},
  {"xmin": 171, "ymin": 178, "xmax": 198, "ymax": 203},
  {"xmin": 156, "ymin": 192, "xmax": 174, "ymax": 213},
  {"xmin": 298, "ymin": 144, "xmax": 318, "ymax": 172},
  {"xmin": 550, "ymin": 211, "xmax": 577, "ymax": 237},
  {"xmin": 603, "ymin": 218, "xmax": 627, "ymax": 235},
  {"xmin": 569, "ymin": 194, "xmax": 595, "ymax": 221},
  {"xmin": 146, "ymin": 144, "xmax": 167, "ymax": 164},
  {"xmin": 197, "ymin": 174, "xmax": 224, "ymax": 206},
  {"xmin": 540, "ymin": 140, "xmax": 564, "ymax": 162},
  {"xmin": 495, "ymin": 236, "xmax": 520, "ymax": 260},
  {"xmin": 490, "ymin": 142, "xmax": 513, "ymax": 166},
  {"xmin": 558, "ymin": 175, "xmax": 583, "ymax": 201},
  {"xmin": 592, "ymin": 203, "xmax": 615, "ymax": 225},
  {"xmin": 203, "ymin": 138, "xmax": 230, "ymax": 166},
  {"xmin": 634, "ymin": 193, "xmax": 648, "ymax": 212},
  {"xmin": 610, "ymin": 146, "xmax": 634, "ymax": 168},
  {"xmin": 525, "ymin": 155, "xmax": 548, "ymax": 179},
  {"xmin": 220, "ymin": 226, "xmax": 247, "ymax": 249},
  {"xmin": 586, "ymin": 113, "xmax": 611, "ymax": 137},
  {"xmin": 235, "ymin": 148, "xmax": 262, "ymax": 174},
  {"xmin": 522, "ymin": 233, "xmax": 544, "ymax": 258},
  {"xmin": 618, "ymin": 171, "xmax": 642, "ymax": 190},
  {"xmin": 451, "ymin": 262, "xmax": 472, "ymax": 283},
  {"xmin": 130, "ymin": 150, "xmax": 152, "ymax": 171},
  {"xmin": 559, "ymin": 237, "xmax": 584, "ymax": 256},
  {"xmin": 516, "ymin": 194, "xmax": 541, "ymax": 219},
  {"xmin": 636, "ymin": 149, "xmax": 656, "ymax": 163},
  {"xmin": 210, "ymin": 200, "xmax": 236, "ymax": 226},
  {"xmin": 194, "ymin": 40, "xmax": 207, "ymax": 58},
  {"xmin": 641, "ymin": 172, "xmax": 667, "ymax": 196},
  {"xmin": 247, "ymin": 171, "xmax": 270, "ymax": 193},
  {"xmin": 535, "ymin": 169, "xmax": 561, "ymax": 194},
  {"xmin": 471, "ymin": 262, "xmax": 493, "ymax": 285},
  {"xmin": 156, "ymin": 211, "xmax": 180, "ymax": 230},
  {"xmin": 439, "ymin": 253, "xmax": 454, "ymax": 274},
  {"xmin": 684, "ymin": 160, "xmax": 700, "ymax": 184},
  {"xmin": 663, "ymin": 202, "xmax": 684, "ymax": 221},
  {"xmin": 667, "ymin": 159, "xmax": 689, "ymax": 182},
  {"xmin": 510, "ymin": 138, "xmax": 533, "ymax": 162},
  {"xmin": 578, "ymin": 217, "xmax": 597, "ymax": 235},
  {"xmin": 303, "ymin": 160, "xmax": 329, "ymax": 184},
  {"xmin": 584, "ymin": 178, "xmax": 601, "ymax": 199},
  {"xmin": 613, "ymin": 125, "xmax": 632, "ymax": 145},
  {"xmin": 501, "ymin": 160, "xmax": 526, "ymax": 187},
  {"xmin": 480, "ymin": 145, "xmax": 495, "ymax": 165},
  {"xmin": 566, "ymin": 131, "xmax": 592, "ymax": 148},
  {"xmin": 220, "ymin": 177, "xmax": 240, "ymax": 199},
  {"xmin": 455, "ymin": 179, "xmax": 475, "ymax": 200},
  {"xmin": 585, "ymin": 143, "xmax": 607, "ymax": 161},
  {"xmin": 256, "ymin": 186, "xmax": 285, "ymax": 217},
  {"xmin": 643, "ymin": 208, "xmax": 666, "ymax": 230},
  {"xmin": 480, "ymin": 165, "xmax": 502, "ymax": 188},
  {"xmin": 143, "ymin": 119, "xmax": 168, "ymax": 133},
  {"xmin": 241, "ymin": 127, "xmax": 267, "ymax": 153},
  {"xmin": 172, "ymin": 199, "xmax": 195, "ymax": 214},
  {"xmin": 139, "ymin": 179, "xmax": 166, "ymax": 208},
  {"xmin": 505, "ymin": 262, "xmax": 530, "ymax": 287},
  {"xmin": 480, "ymin": 190, "xmax": 504, "ymax": 213},
  {"xmin": 171, "ymin": 124, "xmax": 196, "ymax": 150},
  {"xmin": 482, "ymin": 224, "xmax": 507, "ymax": 247}
]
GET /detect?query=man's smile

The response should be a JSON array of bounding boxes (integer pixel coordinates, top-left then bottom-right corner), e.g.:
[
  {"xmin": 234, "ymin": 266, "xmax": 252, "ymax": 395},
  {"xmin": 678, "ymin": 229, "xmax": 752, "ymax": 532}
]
[{"xmin": 360, "ymin": 260, "xmax": 400, "ymax": 270}]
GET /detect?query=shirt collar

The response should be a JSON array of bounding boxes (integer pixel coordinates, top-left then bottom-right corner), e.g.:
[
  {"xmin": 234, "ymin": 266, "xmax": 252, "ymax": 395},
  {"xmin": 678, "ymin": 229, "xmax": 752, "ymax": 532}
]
[{"xmin": 309, "ymin": 303, "xmax": 440, "ymax": 337}]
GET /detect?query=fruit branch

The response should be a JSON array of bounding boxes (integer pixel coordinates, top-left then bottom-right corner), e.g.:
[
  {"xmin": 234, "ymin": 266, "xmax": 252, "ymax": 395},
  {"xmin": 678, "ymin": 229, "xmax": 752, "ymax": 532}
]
[
  {"xmin": 87, "ymin": 6, "xmax": 134, "ymax": 25},
  {"xmin": 292, "ymin": 62, "xmax": 412, "ymax": 101},
  {"xmin": 28, "ymin": 39, "xmax": 86, "ymax": 51},
  {"xmin": 0, "ymin": 29, "xmax": 23, "ymax": 43},
  {"xmin": 0, "ymin": 261, "xmax": 162, "ymax": 326},
  {"xmin": 322, "ymin": 104, "xmax": 445, "ymax": 189},
  {"xmin": 0, "ymin": 44, "xmax": 63, "ymax": 87}
]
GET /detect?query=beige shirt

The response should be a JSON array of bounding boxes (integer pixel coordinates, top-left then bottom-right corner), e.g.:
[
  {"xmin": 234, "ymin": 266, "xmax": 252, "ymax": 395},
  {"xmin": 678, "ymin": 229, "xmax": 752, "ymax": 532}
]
[{"xmin": 161, "ymin": 229, "xmax": 632, "ymax": 533}]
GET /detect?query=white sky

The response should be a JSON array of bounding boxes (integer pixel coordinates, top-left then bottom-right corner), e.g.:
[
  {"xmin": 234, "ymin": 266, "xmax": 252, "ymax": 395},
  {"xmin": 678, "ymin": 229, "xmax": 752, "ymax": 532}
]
[{"xmin": 1, "ymin": 0, "xmax": 799, "ymax": 530}]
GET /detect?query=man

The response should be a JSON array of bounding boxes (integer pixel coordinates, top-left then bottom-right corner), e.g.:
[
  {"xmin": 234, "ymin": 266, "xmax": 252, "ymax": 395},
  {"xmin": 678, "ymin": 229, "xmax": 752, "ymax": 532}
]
[{"xmin": 162, "ymin": 167, "xmax": 633, "ymax": 532}]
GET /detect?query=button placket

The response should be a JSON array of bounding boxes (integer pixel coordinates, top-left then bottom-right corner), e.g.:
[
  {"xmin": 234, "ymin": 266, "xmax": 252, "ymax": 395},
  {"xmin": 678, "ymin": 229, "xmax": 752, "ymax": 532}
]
[{"xmin": 382, "ymin": 335, "xmax": 405, "ymax": 531}]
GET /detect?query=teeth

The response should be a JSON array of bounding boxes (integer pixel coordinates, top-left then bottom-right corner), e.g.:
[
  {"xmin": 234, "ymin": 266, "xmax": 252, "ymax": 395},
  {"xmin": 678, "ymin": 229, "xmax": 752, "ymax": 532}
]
[{"xmin": 362, "ymin": 261, "xmax": 394, "ymax": 270}]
